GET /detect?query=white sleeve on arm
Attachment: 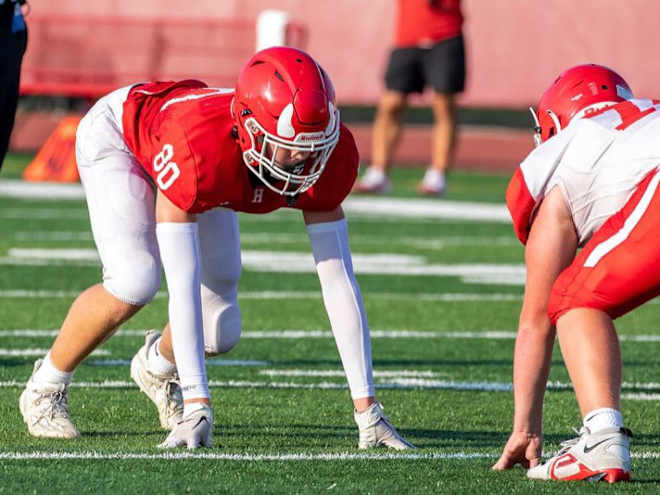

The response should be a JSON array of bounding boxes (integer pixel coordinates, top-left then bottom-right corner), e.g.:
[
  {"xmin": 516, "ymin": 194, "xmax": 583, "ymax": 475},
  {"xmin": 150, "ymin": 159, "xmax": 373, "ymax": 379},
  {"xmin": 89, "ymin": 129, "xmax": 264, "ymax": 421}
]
[
  {"xmin": 156, "ymin": 222, "xmax": 209, "ymax": 401},
  {"xmin": 307, "ymin": 218, "xmax": 374, "ymax": 399}
]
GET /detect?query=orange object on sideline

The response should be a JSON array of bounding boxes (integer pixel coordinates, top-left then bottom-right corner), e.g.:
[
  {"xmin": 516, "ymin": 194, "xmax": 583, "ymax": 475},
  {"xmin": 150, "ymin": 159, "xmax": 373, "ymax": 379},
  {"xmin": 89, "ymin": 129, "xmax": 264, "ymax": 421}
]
[{"xmin": 22, "ymin": 115, "xmax": 82, "ymax": 182}]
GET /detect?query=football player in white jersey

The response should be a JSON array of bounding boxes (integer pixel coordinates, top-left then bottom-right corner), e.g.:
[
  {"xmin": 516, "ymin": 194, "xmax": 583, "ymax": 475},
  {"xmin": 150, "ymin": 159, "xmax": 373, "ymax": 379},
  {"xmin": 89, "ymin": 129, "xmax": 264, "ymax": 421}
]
[{"xmin": 491, "ymin": 64, "xmax": 660, "ymax": 483}]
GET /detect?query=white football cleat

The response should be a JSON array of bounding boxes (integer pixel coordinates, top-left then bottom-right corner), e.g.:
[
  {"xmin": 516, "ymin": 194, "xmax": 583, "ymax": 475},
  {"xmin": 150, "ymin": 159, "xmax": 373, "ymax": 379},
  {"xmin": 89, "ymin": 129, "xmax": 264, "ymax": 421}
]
[
  {"xmin": 354, "ymin": 402, "xmax": 415, "ymax": 450},
  {"xmin": 158, "ymin": 404, "xmax": 213, "ymax": 449},
  {"xmin": 19, "ymin": 359, "xmax": 80, "ymax": 439},
  {"xmin": 130, "ymin": 330, "xmax": 183, "ymax": 430},
  {"xmin": 353, "ymin": 167, "xmax": 392, "ymax": 195},
  {"xmin": 418, "ymin": 169, "xmax": 447, "ymax": 197},
  {"xmin": 527, "ymin": 426, "xmax": 632, "ymax": 483}
]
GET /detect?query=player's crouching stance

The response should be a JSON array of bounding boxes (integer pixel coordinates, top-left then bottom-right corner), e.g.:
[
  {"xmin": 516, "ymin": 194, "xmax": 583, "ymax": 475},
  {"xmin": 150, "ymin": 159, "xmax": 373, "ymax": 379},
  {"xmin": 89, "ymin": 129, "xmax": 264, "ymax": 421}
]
[
  {"xmin": 19, "ymin": 47, "xmax": 414, "ymax": 450},
  {"xmin": 488, "ymin": 64, "xmax": 660, "ymax": 482}
]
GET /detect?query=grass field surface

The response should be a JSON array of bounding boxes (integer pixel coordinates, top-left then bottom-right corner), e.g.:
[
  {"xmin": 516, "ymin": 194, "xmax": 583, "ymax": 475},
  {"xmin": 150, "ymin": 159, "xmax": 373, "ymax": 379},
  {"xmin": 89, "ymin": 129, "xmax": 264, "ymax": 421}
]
[{"xmin": 1, "ymin": 154, "xmax": 659, "ymax": 493}]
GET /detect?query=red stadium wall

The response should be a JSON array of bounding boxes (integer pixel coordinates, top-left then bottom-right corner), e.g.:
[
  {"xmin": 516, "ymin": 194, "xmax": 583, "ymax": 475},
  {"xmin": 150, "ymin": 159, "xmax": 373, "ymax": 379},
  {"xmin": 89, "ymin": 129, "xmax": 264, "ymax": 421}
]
[{"xmin": 22, "ymin": 0, "xmax": 660, "ymax": 107}]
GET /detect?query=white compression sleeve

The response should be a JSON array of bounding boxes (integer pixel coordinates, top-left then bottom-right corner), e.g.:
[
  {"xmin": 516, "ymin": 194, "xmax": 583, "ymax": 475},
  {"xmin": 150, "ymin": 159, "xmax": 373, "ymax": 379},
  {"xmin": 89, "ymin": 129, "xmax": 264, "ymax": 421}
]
[
  {"xmin": 307, "ymin": 218, "xmax": 374, "ymax": 399},
  {"xmin": 156, "ymin": 222, "xmax": 209, "ymax": 401}
]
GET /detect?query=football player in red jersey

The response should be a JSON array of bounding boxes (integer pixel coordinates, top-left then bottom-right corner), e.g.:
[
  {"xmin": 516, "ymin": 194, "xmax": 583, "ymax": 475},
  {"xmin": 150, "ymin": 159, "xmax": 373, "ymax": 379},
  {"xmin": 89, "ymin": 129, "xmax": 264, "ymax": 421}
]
[
  {"xmin": 490, "ymin": 64, "xmax": 660, "ymax": 482},
  {"xmin": 19, "ymin": 47, "xmax": 414, "ymax": 450}
]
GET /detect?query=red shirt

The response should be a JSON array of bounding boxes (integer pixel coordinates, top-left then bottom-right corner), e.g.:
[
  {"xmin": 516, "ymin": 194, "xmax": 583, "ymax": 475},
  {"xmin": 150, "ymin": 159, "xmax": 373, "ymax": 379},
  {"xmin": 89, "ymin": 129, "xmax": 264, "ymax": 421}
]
[
  {"xmin": 394, "ymin": 0, "xmax": 463, "ymax": 48},
  {"xmin": 122, "ymin": 80, "xmax": 359, "ymax": 214}
]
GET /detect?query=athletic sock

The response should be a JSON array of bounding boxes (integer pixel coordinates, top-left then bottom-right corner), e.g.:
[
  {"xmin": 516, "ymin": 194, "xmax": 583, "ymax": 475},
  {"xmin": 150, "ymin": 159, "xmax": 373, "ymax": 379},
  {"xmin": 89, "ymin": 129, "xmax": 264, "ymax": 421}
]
[
  {"xmin": 32, "ymin": 351, "xmax": 73, "ymax": 385},
  {"xmin": 583, "ymin": 407, "xmax": 623, "ymax": 433},
  {"xmin": 147, "ymin": 337, "xmax": 177, "ymax": 376}
]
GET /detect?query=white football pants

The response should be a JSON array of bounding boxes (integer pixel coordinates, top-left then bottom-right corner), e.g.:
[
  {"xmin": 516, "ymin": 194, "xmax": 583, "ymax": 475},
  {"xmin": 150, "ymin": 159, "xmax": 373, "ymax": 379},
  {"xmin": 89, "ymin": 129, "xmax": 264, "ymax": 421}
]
[{"xmin": 75, "ymin": 86, "xmax": 242, "ymax": 355}]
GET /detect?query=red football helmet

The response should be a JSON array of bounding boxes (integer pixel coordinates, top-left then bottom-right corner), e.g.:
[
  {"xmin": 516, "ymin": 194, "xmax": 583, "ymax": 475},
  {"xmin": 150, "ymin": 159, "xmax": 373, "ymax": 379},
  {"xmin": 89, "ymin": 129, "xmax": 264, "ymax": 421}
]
[
  {"xmin": 231, "ymin": 46, "xmax": 340, "ymax": 196},
  {"xmin": 530, "ymin": 64, "xmax": 633, "ymax": 145}
]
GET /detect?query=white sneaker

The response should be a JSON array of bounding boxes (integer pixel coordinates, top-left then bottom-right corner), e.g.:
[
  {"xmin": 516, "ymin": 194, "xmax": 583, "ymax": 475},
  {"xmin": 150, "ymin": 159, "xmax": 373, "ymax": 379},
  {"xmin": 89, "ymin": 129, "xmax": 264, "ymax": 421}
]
[
  {"xmin": 158, "ymin": 404, "xmax": 213, "ymax": 449},
  {"xmin": 130, "ymin": 330, "xmax": 183, "ymax": 430},
  {"xmin": 527, "ymin": 427, "xmax": 632, "ymax": 483},
  {"xmin": 19, "ymin": 359, "xmax": 80, "ymax": 439},
  {"xmin": 354, "ymin": 402, "xmax": 415, "ymax": 450},
  {"xmin": 353, "ymin": 167, "xmax": 392, "ymax": 194},
  {"xmin": 418, "ymin": 169, "xmax": 447, "ymax": 197}
]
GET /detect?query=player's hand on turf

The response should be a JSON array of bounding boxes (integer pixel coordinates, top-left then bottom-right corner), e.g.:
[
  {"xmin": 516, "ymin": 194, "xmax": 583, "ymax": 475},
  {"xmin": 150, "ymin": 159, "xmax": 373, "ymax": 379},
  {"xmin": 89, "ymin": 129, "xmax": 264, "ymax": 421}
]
[
  {"xmin": 492, "ymin": 431, "xmax": 542, "ymax": 470},
  {"xmin": 354, "ymin": 402, "xmax": 416, "ymax": 450},
  {"xmin": 158, "ymin": 403, "xmax": 213, "ymax": 449}
]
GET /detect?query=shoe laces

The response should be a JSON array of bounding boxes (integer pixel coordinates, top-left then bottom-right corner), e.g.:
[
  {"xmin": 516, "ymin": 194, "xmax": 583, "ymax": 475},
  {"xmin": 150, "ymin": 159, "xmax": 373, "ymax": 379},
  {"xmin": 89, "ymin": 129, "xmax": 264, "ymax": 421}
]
[
  {"xmin": 35, "ymin": 388, "xmax": 70, "ymax": 422},
  {"xmin": 556, "ymin": 427, "xmax": 588, "ymax": 455}
]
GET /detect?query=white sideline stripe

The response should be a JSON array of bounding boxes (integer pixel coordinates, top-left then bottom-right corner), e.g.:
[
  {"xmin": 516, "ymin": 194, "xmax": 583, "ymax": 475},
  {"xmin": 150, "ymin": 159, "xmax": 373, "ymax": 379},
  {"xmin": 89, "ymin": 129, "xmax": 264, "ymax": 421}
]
[
  {"xmin": 585, "ymin": 171, "xmax": 660, "ymax": 267},
  {"xmin": 4, "ymin": 328, "xmax": 660, "ymax": 342},
  {"xmin": 0, "ymin": 451, "xmax": 493, "ymax": 461},
  {"xmin": 0, "ymin": 348, "xmax": 109, "ymax": 357},
  {"xmin": 0, "ymin": 179, "xmax": 511, "ymax": 222},
  {"xmin": 0, "ymin": 450, "xmax": 657, "ymax": 461},
  {"xmin": 1, "ymin": 379, "xmax": 660, "ymax": 397},
  {"xmin": 88, "ymin": 359, "xmax": 269, "ymax": 367},
  {"xmin": 0, "ymin": 290, "xmax": 525, "ymax": 302}
]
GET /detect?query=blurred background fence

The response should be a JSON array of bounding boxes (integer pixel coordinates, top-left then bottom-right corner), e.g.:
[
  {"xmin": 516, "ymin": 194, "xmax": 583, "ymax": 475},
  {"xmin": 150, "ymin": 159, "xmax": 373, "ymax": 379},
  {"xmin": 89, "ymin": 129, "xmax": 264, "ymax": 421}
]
[{"xmin": 12, "ymin": 0, "xmax": 660, "ymax": 170}]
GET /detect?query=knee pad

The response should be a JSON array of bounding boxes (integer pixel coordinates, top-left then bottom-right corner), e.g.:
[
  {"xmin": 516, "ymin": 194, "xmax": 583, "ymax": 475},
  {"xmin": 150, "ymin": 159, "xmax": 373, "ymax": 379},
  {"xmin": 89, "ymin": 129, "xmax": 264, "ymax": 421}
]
[
  {"xmin": 103, "ymin": 249, "xmax": 161, "ymax": 306},
  {"xmin": 201, "ymin": 285, "xmax": 242, "ymax": 355}
]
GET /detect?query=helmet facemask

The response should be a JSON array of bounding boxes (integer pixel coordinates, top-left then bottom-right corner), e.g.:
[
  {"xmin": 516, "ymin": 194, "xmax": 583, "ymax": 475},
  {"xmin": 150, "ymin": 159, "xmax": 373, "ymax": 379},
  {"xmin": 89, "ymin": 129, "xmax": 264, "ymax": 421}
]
[{"xmin": 240, "ymin": 103, "xmax": 340, "ymax": 196}]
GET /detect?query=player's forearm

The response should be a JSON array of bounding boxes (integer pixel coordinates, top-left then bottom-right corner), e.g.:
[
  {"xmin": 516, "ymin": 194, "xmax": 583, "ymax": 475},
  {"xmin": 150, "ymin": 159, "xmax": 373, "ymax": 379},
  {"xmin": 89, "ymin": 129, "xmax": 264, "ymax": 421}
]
[
  {"xmin": 307, "ymin": 218, "xmax": 374, "ymax": 399},
  {"xmin": 156, "ymin": 222, "xmax": 209, "ymax": 401},
  {"xmin": 511, "ymin": 322, "xmax": 555, "ymax": 433}
]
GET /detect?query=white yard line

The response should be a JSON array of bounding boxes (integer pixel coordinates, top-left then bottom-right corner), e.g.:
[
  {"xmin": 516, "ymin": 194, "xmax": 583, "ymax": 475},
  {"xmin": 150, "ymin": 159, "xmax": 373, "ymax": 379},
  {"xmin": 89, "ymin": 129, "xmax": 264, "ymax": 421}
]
[
  {"xmin": 3, "ymin": 247, "xmax": 527, "ymax": 284},
  {"xmin": 0, "ymin": 450, "xmax": 656, "ymax": 461},
  {"xmin": 0, "ymin": 180, "xmax": 84, "ymax": 199},
  {"xmin": 0, "ymin": 290, "xmax": 524, "ymax": 302},
  {"xmin": 260, "ymin": 370, "xmax": 436, "ymax": 378},
  {"xmin": 0, "ymin": 451, "xmax": 493, "ymax": 461},
  {"xmin": 11, "ymin": 230, "xmax": 519, "ymax": 248},
  {"xmin": 0, "ymin": 379, "xmax": 659, "ymax": 398},
  {"xmin": 0, "ymin": 180, "xmax": 511, "ymax": 222},
  {"xmin": 0, "ymin": 209, "xmax": 88, "ymax": 220},
  {"xmin": 0, "ymin": 348, "xmax": 109, "ymax": 357},
  {"xmin": 3, "ymin": 328, "xmax": 660, "ymax": 342},
  {"xmin": 88, "ymin": 359, "xmax": 269, "ymax": 367}
]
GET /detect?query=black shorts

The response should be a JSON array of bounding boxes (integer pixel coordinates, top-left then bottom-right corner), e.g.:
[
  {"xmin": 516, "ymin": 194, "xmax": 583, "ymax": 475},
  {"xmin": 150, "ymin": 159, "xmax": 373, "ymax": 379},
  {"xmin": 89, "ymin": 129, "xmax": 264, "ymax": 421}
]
[
  {"xmin": 0, "ymin": 26, "xmax": 27, "ymax": 169},
  {"xmin": 385, "ymin": 34, "xmax": 465, "ymax": 95}
]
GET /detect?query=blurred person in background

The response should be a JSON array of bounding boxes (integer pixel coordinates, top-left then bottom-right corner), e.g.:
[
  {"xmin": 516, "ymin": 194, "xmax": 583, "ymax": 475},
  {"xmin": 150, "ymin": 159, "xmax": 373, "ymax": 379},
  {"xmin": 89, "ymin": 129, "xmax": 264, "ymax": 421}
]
[
  {"xmin": 492, "ymin": 64, "xmax": 659, "ymax": 483},
  {"xmin": 353, "ymin": 0, "xmax": 465, "ymax": 196},
  {"xmin": 0, "ymin": 0, "xmax": 27, "ymax": 171},
  {"xmin": 18, "ymin": 46, "xmax": 414, "ymax": 451}
]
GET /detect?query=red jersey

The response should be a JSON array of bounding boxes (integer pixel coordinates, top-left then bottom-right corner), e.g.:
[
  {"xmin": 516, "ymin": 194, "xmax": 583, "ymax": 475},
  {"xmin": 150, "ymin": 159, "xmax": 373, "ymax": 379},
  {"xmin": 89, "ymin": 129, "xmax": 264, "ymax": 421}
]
[
  {"xmin": 394, "ymin": 0, "xmax": 463, "ymax": 48},
  {"xmin": 121, "ymin": 80, "xmax": 359, "ymax": 214}
]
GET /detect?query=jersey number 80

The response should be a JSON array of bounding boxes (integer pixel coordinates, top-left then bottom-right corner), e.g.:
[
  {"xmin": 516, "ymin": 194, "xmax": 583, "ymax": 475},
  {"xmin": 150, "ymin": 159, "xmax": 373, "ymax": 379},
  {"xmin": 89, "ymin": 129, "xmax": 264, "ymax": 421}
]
[{"xmin": 153, "ymin": 144, "xmax": 180, "ymax": 190}]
